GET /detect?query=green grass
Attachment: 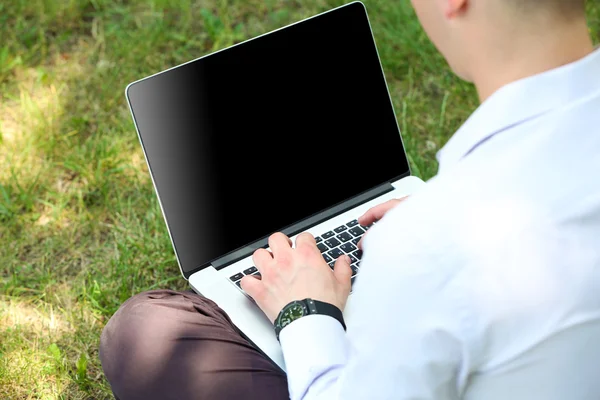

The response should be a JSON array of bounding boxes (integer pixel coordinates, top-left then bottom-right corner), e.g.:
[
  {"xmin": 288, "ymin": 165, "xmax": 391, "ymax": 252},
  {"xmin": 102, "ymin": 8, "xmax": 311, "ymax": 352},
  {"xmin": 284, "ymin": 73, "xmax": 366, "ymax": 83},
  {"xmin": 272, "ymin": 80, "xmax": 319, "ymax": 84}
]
[{"xmin": 0, "ymin": 0, "xmax": 598, "ymax": 397}]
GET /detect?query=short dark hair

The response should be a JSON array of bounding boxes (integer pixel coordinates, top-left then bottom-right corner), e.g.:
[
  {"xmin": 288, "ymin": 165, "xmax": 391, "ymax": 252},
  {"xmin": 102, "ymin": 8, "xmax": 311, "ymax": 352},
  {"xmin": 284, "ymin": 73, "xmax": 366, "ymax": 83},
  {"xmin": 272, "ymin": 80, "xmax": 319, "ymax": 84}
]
[{"xmin": 508, "ymin": 0, "xmax": 586, "ymax": 19}]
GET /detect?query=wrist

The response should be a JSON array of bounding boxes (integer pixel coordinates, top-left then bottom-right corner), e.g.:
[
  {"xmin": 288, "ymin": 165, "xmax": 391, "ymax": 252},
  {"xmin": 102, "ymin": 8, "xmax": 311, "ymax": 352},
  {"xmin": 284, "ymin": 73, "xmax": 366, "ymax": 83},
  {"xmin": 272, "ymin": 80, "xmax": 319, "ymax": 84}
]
[{"xmin": 274, "ymin": 298, "xmax": 346, "ymax": 341}]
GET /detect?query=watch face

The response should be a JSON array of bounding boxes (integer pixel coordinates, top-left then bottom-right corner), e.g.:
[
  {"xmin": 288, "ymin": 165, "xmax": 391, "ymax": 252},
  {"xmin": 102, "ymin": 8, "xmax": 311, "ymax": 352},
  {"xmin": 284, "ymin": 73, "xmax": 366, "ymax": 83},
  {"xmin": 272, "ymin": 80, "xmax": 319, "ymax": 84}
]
[{"xmin": 280, "ymin": 302, "xmax": 306, "ymax": 328}]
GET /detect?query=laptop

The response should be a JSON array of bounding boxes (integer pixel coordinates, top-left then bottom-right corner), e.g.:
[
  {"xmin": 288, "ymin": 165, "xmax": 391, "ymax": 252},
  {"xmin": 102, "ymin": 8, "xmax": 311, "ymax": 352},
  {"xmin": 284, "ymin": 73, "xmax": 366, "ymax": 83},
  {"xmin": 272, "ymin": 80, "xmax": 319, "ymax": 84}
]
[{"xmin": 125, "ymin": 1, "xmax": 425, "ymax": 372}]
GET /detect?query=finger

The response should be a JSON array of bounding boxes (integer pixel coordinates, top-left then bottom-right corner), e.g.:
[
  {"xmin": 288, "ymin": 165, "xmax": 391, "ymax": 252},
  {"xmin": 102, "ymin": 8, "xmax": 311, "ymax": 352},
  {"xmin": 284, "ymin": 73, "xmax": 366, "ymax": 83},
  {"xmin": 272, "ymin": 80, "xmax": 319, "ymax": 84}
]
[
  {"xmin": 357, "ymin": 199, "xmax": 398, "ymax": 226},
  {"xmin": 295, "ymin": 232, "xmax": 316, "ymax": 248},
  {"xmin": 357, "ymin": 197, "xmax": 408, "ymax": 226},
  {"xmin": 268, "ymin": 232, "xmax": 292, "ymax": 253},
  {"xmin": 333, "ymin": 255, "xmax": 353, "ymax": 293},
  {"xmin": 252, "ymin": 248, "xmax": 273, "ymax": 271},
  {"xmin": 357, "ymin": 233, "xmax": 367, "ymax": 250},
  {"xmin": 240, "ymin": 275, "xmax": 265, "ymax": 301}
]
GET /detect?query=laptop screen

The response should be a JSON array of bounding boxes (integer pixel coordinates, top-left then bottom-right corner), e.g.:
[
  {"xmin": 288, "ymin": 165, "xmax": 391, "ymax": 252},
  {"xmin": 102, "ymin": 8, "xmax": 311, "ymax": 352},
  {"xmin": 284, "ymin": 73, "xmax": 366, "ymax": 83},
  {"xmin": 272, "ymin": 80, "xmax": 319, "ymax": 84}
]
[{"xmin": 127, "ymin": 2, "xmax": 410, "ymax": 276}]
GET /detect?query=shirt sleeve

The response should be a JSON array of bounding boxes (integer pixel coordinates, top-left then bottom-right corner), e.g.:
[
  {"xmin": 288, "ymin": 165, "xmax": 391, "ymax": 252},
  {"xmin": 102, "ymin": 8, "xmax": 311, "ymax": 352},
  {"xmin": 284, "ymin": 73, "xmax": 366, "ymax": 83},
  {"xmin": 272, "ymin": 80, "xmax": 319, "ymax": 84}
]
[
  {"xmin": 279, "ymin": 198, "xmax": 473, "ymax": 400},
  {"xmin": 279, "ymin": 315, "xmax": 350, "ymax": 399}
]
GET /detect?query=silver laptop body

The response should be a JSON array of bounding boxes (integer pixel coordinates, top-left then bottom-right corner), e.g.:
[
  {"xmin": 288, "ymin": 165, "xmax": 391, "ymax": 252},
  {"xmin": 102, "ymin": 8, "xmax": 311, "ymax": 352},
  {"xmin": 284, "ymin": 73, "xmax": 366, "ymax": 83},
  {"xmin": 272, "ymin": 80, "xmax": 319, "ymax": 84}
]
[{"xmin": 125, "ymin": 1, "xmax": 425, "ymax": 371}]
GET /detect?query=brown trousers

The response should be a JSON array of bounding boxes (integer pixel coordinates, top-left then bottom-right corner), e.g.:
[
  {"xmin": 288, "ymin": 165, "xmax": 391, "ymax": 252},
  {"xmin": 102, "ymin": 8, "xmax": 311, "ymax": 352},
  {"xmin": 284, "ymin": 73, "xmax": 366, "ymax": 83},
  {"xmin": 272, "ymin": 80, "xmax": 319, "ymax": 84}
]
[{"xmin": 99, "ymin": 290, "xmax": 289, "ymax": 400}]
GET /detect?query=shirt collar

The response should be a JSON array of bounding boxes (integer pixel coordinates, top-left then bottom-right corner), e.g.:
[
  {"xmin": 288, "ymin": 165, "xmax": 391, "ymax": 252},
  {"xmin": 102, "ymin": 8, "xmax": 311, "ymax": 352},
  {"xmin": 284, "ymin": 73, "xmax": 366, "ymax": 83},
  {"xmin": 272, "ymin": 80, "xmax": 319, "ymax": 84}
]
[{"xmin": 436, "ymin": 47, "xmax": 600, "ymax": 172}]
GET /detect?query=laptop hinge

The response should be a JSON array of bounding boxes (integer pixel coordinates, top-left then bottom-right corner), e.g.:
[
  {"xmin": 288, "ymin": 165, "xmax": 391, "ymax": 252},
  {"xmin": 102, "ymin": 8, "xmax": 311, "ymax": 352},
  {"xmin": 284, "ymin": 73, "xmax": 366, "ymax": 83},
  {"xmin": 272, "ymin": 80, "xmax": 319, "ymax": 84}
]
[{"xmin": 210, "ymin": 182, "xmax": 394, "ymax": 272}]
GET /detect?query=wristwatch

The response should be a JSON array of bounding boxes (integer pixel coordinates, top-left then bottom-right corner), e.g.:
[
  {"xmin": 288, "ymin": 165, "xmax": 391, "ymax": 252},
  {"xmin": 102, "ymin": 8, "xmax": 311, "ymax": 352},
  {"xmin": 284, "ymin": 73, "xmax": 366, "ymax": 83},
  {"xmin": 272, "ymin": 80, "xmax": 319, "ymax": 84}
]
[{"xmin": 274, "ymin": 298, "xmax": 346, "ymax": 341}]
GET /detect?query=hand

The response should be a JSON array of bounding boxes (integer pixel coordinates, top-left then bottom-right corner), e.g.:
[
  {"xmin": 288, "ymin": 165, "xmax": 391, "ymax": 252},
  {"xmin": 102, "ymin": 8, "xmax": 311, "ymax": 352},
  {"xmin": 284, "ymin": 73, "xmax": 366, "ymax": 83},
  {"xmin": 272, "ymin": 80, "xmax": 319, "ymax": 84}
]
[
  {"xmin": 357, "ymin": 196, "xmax": 408, "ymax": 249},
  {"xmin": 241, "ymin": 232, "xmax": 352, "ymax": 324}
]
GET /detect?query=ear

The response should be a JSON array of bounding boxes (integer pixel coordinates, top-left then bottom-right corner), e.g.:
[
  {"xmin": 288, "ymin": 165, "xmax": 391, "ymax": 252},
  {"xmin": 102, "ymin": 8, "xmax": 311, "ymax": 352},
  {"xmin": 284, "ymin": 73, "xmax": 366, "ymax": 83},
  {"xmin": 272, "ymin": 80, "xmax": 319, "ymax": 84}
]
[{"xmin": 444, "ymin": 0, "xmax": 469, "ymax": 19}]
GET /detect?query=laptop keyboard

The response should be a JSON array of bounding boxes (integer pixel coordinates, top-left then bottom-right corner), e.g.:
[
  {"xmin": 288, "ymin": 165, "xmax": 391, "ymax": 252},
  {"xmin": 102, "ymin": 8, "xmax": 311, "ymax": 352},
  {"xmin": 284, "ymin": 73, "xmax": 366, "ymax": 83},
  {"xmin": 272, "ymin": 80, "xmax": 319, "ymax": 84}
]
[{"xmin": 229, "ymin": 218, "xmax": 373, "ymax": 295}]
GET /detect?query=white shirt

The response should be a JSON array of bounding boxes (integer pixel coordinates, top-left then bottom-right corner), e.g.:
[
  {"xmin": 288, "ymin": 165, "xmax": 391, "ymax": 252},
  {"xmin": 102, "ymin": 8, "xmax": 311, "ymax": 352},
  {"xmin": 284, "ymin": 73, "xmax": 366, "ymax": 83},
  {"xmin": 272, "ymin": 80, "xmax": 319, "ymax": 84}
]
[{"xmin": 280, "ymin": 47, "xmax": 600, "ymax": 400}]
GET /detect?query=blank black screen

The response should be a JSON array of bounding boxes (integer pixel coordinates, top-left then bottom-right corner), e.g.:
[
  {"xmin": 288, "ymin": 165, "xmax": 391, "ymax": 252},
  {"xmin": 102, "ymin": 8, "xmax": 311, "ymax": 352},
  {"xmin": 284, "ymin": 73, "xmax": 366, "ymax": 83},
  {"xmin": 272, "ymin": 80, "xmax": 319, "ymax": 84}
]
[{"xmin": 127, "ymin": 2, "xmax": 409, "ymax": 275}]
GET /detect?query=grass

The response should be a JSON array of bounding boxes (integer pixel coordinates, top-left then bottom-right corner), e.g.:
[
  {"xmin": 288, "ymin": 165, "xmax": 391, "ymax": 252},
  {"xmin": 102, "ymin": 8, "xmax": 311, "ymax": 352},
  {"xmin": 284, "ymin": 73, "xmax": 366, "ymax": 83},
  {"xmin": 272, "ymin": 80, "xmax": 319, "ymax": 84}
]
[{"xmin": 0, "ymin": 0, "xmax": 598, "ymax": 397}]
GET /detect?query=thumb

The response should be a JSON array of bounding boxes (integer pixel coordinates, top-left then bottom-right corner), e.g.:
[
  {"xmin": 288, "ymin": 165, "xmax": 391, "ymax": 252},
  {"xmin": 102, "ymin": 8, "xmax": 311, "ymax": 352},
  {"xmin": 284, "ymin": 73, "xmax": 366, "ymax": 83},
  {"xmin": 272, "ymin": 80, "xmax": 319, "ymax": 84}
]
[{"xmin": 333, "ymin": 255, "xmax": 353, "ymax": 289}]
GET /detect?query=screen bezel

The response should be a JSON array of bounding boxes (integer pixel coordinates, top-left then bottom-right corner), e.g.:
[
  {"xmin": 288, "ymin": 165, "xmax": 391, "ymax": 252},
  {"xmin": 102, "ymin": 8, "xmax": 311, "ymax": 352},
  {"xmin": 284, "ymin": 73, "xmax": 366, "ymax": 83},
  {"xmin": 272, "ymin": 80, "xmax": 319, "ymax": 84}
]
[{"xmin": 125, "ymin": 1, "xmax": 411, "ymax": 279}]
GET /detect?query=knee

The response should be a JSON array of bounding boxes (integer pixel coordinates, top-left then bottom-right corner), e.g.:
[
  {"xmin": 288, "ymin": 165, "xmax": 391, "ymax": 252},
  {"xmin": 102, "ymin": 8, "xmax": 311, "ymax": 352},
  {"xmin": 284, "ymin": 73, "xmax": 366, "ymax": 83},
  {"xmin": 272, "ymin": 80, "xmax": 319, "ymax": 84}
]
[
  {"xmin": 99, "ymin": 290, "xmax": 288, "ymax": 400},
  {"xmin": 99, "ymin": 291, "xmax": 156, "ymax": 382},
  {"xmin": 99, "ymin": 290, "xmax": 196, "ymax": 397}
]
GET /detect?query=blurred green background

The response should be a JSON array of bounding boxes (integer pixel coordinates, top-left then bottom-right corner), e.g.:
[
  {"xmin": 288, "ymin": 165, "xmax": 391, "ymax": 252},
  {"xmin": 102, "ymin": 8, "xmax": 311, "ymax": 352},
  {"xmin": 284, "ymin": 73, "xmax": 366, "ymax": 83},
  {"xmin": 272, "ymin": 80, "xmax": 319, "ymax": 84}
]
[{"xmin": 0, "ymin": 0, "xmax": 598, "ymax": 398}]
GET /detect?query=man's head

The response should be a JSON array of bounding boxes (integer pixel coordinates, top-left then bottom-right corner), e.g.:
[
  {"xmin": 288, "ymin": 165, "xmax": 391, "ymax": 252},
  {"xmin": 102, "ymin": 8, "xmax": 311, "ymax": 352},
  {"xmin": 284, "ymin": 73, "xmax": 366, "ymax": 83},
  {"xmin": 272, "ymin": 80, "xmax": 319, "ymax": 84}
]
[
  {"xmin": 411, "ymin": 0, "xmax": 588, "ymax": 85},
  {"xmin": 503, "ymin": 0, "xmax": 586, "ymax": 20}
]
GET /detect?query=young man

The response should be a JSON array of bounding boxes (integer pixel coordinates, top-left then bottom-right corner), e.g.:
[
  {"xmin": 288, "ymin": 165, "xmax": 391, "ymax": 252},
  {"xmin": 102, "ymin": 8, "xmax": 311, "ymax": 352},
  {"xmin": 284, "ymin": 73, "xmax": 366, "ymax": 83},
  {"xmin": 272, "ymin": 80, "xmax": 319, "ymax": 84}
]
[{"xmin": 100, "ymin": 0, "xmax": 600, "ymax": 399}]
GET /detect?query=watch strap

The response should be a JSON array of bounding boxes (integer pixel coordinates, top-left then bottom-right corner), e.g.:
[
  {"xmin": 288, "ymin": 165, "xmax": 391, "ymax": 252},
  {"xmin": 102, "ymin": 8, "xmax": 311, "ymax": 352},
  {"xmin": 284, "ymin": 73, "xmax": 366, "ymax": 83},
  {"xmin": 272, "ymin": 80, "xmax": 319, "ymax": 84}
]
[
  {"xmin": 306, "ymin": 299, "xmax": 346, "ymax": 331},
  {"xmin": 275, "ymin": 299, "xmax": 347, "ymax": 341}
]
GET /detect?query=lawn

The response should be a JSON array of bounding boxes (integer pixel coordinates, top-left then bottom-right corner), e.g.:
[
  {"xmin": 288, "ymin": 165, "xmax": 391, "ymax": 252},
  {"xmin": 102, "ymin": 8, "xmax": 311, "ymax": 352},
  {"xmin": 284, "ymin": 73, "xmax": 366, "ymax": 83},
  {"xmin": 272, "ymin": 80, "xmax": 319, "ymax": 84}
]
[{"xmin": 0, "ymin": 0, "xmax": 599, "ymax": 398}]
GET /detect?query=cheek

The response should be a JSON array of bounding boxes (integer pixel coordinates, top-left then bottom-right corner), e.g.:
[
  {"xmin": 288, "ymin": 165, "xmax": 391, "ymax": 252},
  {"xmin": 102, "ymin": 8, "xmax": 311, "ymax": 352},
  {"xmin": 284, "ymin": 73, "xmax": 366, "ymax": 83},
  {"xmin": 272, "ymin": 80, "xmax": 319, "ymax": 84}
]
[
  {"xmin": 449, "ymin": 61, "xmax": 470, "ymax": 81},
  {"xmin": 411, "ymin": 1, "xmax": 467, "ymax": 76},
  {"xmin": 412, "ymin": 2, "xmax": 445, "ymax": 52}
]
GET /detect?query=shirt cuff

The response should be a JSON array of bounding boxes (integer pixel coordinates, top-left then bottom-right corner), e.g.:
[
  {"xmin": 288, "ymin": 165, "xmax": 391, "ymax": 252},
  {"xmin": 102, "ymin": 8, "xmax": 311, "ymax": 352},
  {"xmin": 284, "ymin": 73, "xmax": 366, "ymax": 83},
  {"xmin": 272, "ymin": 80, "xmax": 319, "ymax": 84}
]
[{"xmin": 279, "ymin": 314, "xmax": 350, "ymax": 400}]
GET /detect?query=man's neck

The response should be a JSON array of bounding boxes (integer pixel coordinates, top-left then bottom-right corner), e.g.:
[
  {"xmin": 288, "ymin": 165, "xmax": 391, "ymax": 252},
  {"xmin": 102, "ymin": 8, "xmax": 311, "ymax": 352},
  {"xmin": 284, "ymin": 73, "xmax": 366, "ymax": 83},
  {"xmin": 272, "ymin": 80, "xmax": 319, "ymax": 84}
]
[{"xmin": 471, "ymin": 19, "xmax": 595, "ymax": 102}]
